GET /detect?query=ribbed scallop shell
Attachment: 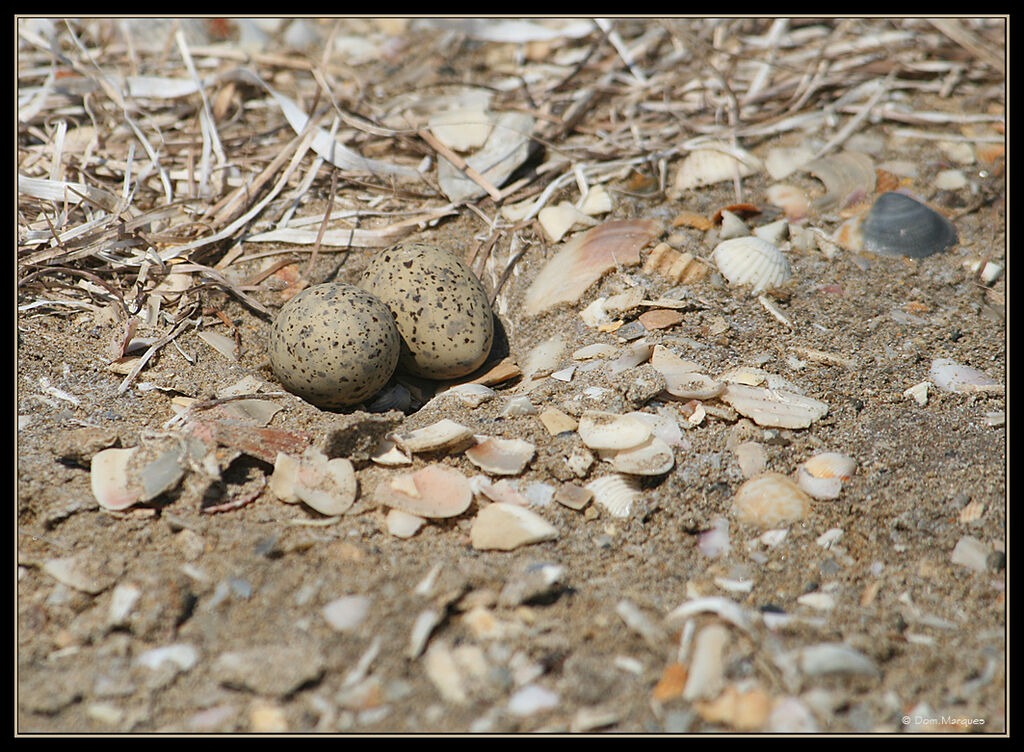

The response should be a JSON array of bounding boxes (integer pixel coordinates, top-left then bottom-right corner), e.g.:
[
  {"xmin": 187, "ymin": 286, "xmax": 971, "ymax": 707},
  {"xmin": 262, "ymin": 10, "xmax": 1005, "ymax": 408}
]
[
  {"xmin": 711, "ymin": 237, "xmax": 792, "ymax": 293},
  {"xmin": 586, "ymin": 474, "xmax": 642, "ymax": 518},
  {"xmin": 860, "ymin": 192, "xmax": 958, "ymax": 258}
]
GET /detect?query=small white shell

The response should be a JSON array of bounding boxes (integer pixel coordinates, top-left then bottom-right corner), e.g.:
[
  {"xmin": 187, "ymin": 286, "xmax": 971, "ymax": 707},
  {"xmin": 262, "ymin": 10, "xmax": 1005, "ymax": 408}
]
[
  {"xmin": 662, "ymin": 371, "xmax": 724, "ymax": 401},
  {"xmin": 734, "ymin": 441, "xmax": 767, "ymax": 479},
  {"xmin": 90, "ymin": 447, "xmax": 140, "ymax": 511},
  {"xmin": 390, "ymin": 419, "xmax": 474, "ymax": 454},
  {"xmin": 796, "ymin": 468, "xmax": 844, "ymax": 500},
  {"xmin": 608, "ymin": 436, "xmax": 675, "ymax": 476},
  {"xmin": 586, "ymin": 474, "xmax": 642, "ymax": 518},
  {"xmin": 578, "ymin": 410, "xmax": 652, "ymax": 450},
  {"xmin": 465, "ymin": 436, "xmax": 536, "ymax": 476},
  {"xmin": 444, "ymin": 383, "xmax": 496, "ymax": 408},
  {"xmin": 718, "ymin": 384, "xmax": 828, "ymax": 429},
  {"xmin": 732, "ymin": 472, "xmax": 812, "ymax": 528},
  {"xmin": 606, "ymin": 340, "xmax": 654, "ymax": 375},
  {"xmin": 929, "ymin": 358, "xmax": 1002, "ymax": 393},
  {"xmin": 801, "ymin": 452, "xmax": 856, "ymax": 480},
  {"xmin": 573, "ymin": 343, "xmax": 617, "ymax": 360},
  {"xmin": 711, "ymin": 237, "xmax": 792, "ymax": 293}
]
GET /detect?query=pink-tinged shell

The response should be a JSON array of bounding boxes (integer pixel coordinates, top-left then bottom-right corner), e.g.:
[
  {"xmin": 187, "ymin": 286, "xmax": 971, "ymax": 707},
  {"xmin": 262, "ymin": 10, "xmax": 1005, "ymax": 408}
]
[
  {"xmin": 765, "ymin": 183, "xmax": 811, "ymax": 221},
  {"xmin": 732, "ymin": 472, "xmax": 812, "ymax": 528},
  {"xmin": 91, "ymin": 447, "xmax": 141, "ymax": 511},
  {"xmin": 469, "ymin": 502, "xmax": 559, "ymax": 550},
  {"xmin": 465, "ymin": 436, "xmax": 536, "ymax": 476},
  {"xmin": 374, "ymin": 464, "xmax": 472, "ymax": 518},
  {"xmin": 390, "ymin": 419, "xmax": 474, "ymax": 454},
  {"xmin": 269, "ymin": 449, "xmax": 357, "ymax": 516},
  {"xmin": 929, "ymin": 358, "xmax": 1001, "ymax": 393},
  {"xmin": 523, "ymin": 219, "xmax": 662, "ymax": 316},
  {"xmin": 801, "ymin": 452, "xmax": 856, "ymax": 481}
]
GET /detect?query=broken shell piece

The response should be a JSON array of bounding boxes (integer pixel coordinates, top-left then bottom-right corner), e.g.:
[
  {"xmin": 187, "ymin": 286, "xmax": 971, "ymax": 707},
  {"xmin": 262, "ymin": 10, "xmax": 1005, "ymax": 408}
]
[
  {"xmin": 608, "ymin": 435, "xmax": 675, "ymax": 476},
  {"xmin": 638, "ymin": 309, "xmax": 683, "ymax": 331},
  {"xmin": 661, "ymin": 371, "xmax": 724, "ymax": 401},
  {"xmin": 579, "ymin": 184, "xmax": 613, "ymax": 216},
  {"xmin": 465, "ymin": 436, "xmax": 536, "ymax": 476},
  {"xmin": 732, "ymin": 472, "xmax": 812, "ymax": 528},
  {"xmin": 805, "ymin": 150, "xmax": 876, "ymax": 211},
  {"xmin": 607, "ymin": 340, "xmax": 654, "ymax": 375},
  {"xmin": 586, "ymin": 474, "xmax": 642, "ymax": 518},
  {"xmin": 370, "ymin": 437, "xmax": 413, "ymax": 467},
  {"xmin": 523, "ymin": 218, "xmax": 662, "ymax": 316},
  {"xmin": 643, "ymin": 243, "xmax": 708, "ymax": 284},
  {"xmin": 444, "ymin": 383, "xmax": 496, "ymax": 408},
  {"xmin": 672, "ymin": 141, "xmax": 763, "ymax": 193},
  {"xmin": 764, "ymin": 146, "xmax": 814, "ymax": 180},
  {"xmin": 386, "ymin": 508, "xmax": 426, "ymax": 538},
  {"xmin": 539, "ymin": 201, "xmax": 599, "ymax": 243},
  {"xmin": 765, "ymin": 183, "xmax": 811, "ymax": 221},
  {"xmin": 903, "ymin": 381, "xmax": 931, "ymax": 407},
  {"xmin": 269, "ymin": 449, "xmax": 357, "ymax": 516},
  {"xmin": 374, "ymin": 464, "xmax": 472, "ymax": 518},
  {"xmin": 390, "ymin": 419, "xmax": 474, "ymax": 454},
  {"xmin": 711, "ymin": 237, "xmax": 792, "ymax": 294},
  {"xmin": 719, "ymin": 384, "xmax": 828, "ymax": 429},
  {"xmin": 753, "ymin": 219, "xmax": 789, "ymax": 246},
  {"xmin": 555, "ymin": 482, "xmax": 593, "ymax": 510},
  {"xmin": 470, "ymin": 502, "xmax": 558, "ymax": 550},
  {"xmin": 573, "ymin": 343, "xmax": 617, "ymax": 360},
  {"xmin": 578, "ymin": 411, "xmax": 652, "ymax": 450},
  {"xmin": 929, "ymin": 358, "xmax": 1002, "ymax": 393},
  {"xmin": 734, "ymin": 441, "xmax": 768, "ymax": 479},
  {"xmin": 428, "ymin": 107, "xmax": 493, "ymax": 151},
  {"xmin": 604, "ymin": 287, "xmax": 645, "ymax": 316},
  {"xmin": 801, "ymin": 452, "xmax": 856, "ymax": 481},
  {"xmin": 539, "ymin": 407, "xmax": 578, "ymax": 435},
  {"xmin": 502, "ymin": 396, "xmax": 538, "ymax": 417},
  {"xmin": 717, "ymin": 210, "xmax": 751, "ymax": 240},
  {"xmin": 91, "ymin": 447, "xmax": 141, "ymax": 511},
  {"xmin": 796, "ymin": 468, "xmax": 843, "ymax": 501}
]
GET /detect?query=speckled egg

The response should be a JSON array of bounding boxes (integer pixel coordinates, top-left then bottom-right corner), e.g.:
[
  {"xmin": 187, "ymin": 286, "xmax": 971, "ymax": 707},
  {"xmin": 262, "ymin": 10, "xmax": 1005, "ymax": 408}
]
[
  {"xmin": 269, "ymin": 283, "xmax": 400, "ymax": 409},
  {"xmin": 359, "ymin": 243, "xmax": 494, "ymax": 380}
]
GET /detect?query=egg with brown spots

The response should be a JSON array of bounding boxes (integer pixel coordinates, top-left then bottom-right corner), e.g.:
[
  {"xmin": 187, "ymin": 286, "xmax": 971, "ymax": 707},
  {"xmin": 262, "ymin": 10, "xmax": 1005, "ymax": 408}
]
[
  {"xmin": 359, "ymin": 243, "xmax": 494, "ymax": 380},
  {"xmin": 269, "ymin": 283, "xmax": 400, "ymax": 409}
]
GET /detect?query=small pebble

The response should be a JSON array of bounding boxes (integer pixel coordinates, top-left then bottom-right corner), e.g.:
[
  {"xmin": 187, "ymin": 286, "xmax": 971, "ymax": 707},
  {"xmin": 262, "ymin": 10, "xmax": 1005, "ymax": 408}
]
[{"xmin": 508, "ymin": 684, "xmax": 560, "ymax": 717}]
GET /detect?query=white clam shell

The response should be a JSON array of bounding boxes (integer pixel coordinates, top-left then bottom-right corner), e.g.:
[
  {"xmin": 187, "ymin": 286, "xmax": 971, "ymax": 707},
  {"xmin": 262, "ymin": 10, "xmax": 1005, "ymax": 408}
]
[
  {"xmin": 390, "ymin": 419, "xmax": 474, "ymax": 454},
  {"xmin": 573, "ymin": 343, "xmax": 618, "ymax": 360},
  {"xmin": 796, "ymin": 468, "xmax": 844, "ymax": 500},
  {"xmin": 385, "ymin": 508, "xmax": 426, "ymax": 538},
  {"xmin": 465, "ymin": 436, "xmax": 536, "ymax": 476},
  {"xmin": 608, "ymin": 436, "xmax": 675, "ymax": 476},
  {"xmin": 444, "ymin": 383, "xmax": 496, "ymax": 408},
  {"xmin": 711, "ymin": 236, "xmax": 792, "ymax": 293},
  {"xmin": 606, "ymin": 340, "xmax": 654, "ymax": 375},
  {"xmin": 578, "ymin": 410, "xmax": 652, "ymax": 450},
  {"xmin": 801, "ymin": 452, "xmax": 856, "ymax": 480},
  {"xmin": 732, "ymin": 472, "xmax": 812, "ymax": 528},
  {"xmin": 929, "ymin": 358, "xmax": 1002, "ymax": 393},
  {"xmin": 718, "ymin": 383, "xmax": 828, "ymax": 429},
  {"xmin": 586, "ymin": 474, "xmax": 642, "ymax": 518}
]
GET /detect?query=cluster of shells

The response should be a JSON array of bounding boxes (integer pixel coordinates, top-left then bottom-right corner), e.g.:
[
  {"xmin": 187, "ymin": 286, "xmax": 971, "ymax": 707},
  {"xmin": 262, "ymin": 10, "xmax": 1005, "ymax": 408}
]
[{"xmin": 87, "ymin": 126, "xmax": 1003, "ymax": 547}]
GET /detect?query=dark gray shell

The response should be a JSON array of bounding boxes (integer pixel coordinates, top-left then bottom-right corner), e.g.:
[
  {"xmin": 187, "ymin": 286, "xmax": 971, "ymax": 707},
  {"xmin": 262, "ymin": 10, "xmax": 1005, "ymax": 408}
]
[
  {"xmin": 359, "ymin": 243, "xmax": 494, "ymax": 380},
  {"xmin": 269, "ymin": 283, "xmax": 400, "ymax": 409},
  {"xmin": 860, "ymin": 192, "xmax": 958, "ymax": 258}
]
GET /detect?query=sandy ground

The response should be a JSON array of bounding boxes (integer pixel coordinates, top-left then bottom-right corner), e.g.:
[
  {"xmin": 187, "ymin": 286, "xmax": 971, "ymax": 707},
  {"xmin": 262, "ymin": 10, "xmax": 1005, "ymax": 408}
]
[{"xmin": 17, "ymin": 18, "xmax": 1005, "ymax": 735}]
